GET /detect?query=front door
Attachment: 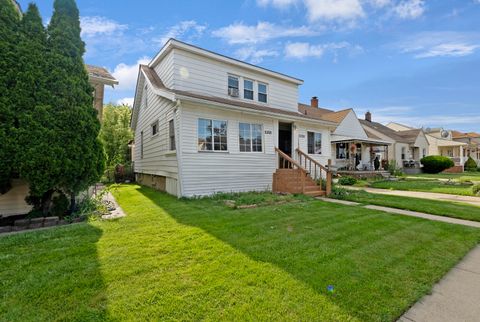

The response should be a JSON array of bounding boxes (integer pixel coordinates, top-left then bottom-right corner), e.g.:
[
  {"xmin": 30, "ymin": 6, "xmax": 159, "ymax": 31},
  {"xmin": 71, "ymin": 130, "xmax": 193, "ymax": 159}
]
[{"xmin": 278, "ymin": 122, "xmax": 292, "ymax": 156}]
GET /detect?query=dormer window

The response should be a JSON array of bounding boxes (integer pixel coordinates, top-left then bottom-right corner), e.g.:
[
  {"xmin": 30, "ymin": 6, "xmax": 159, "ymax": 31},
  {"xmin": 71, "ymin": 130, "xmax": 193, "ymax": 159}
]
[
  {"xmin": 244, "ymin": 79, "xmax": 253, "ymax": 100},
  {"xmin": 258, "ymin": 83, "xmax": 268, "ymax": 103},
  {"xmin": 228, "ymin": 75, "xmax": 239, "ymax": 97}
]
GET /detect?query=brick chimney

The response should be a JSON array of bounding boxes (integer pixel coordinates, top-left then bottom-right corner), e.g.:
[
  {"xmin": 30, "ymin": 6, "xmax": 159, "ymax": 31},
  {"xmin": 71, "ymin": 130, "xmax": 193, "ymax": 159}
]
[
  {"xmin": 311, "ymin": 96, "xmax": 319, "ymax": 108},
  {"xmin": 365, "ymin": 111, "xmax": 372, "ymax": 122}
]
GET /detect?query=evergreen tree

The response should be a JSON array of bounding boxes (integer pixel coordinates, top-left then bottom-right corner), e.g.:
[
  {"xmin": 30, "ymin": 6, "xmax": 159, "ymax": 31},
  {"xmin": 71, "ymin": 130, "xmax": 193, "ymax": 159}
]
[
  {"xmin": 0, "ymin": 0, "xmax": 20, "ymax": 192},
  {"xmin": 45, "ymin": 0, "xmax": 105, "ymax": 212},
  {"xmin": 14, "ymin": 4, "xmax": 58, "ymax": 212}
]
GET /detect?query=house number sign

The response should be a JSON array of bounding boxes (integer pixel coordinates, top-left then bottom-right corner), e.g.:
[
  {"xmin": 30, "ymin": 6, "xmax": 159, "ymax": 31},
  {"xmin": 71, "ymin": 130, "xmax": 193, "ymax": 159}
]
[
  {"xmin": 264, "ymin": 130, "xmax": 272, "ymax": 135},
  {"xmin": 299, "ymin": 134, "xmax": 306, "ymax": 138}
]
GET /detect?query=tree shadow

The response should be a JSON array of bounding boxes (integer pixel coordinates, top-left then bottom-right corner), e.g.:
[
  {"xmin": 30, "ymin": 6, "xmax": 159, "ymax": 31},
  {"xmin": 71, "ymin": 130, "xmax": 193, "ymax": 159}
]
[
  {"xmin": 135, "ymin": 186, "xmax": 479, "ymax": 322},
  {"xmin": 0, "ymin": 223, "xmax": 107, "ymax": 321}
]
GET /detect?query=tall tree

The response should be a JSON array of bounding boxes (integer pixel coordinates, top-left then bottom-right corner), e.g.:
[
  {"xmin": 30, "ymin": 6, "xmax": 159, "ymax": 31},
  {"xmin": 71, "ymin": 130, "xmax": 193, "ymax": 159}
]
[
  {"xmin": 0, "ymin": 0, "xmax": 20, "ymax": 192},
  {"xmin": 14, "ymin": 4, "xmax": 57, "ymax": 212},
  {"xmin": 45, "ymin": 0, "xmax": 105, "ymax": 212},
  {"xmin": 100, "ymin": 104, "xmax": 134, "ymax": 167}
]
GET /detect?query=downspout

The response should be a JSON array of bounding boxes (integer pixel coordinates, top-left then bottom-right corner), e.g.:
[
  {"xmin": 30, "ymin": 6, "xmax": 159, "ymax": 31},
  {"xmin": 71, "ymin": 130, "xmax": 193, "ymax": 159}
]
[{"xmin": 175, "ymin": 99, "xmax": 185, "ymax": 197}]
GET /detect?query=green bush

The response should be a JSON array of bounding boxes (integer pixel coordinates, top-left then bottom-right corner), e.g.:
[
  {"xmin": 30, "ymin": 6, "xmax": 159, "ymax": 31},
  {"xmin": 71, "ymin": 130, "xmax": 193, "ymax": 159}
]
[
  {"xmin": 387, "ymin": 160, "xmax": 404, "ymax": 176},
  {"xmin": 464, "ymin": 157, "xmax": 478, "ymax": 172},
  {"xmin": 51, "ymin": 193, "xmax": 70, "ymax": 217},
  {"xmin": 331, "ymin": 186, "xmax": 348, "ymax": 199},
  {"xmin": 420, "ymin": 156, "xmax": 454, "ymax": 174},
  {"xmin": 473, "ymin": 184, "xmax": 480, "ymax": 196},
  {"xmin": 338, "ymin": 176, "xmax": 357, "ymax": 186}
]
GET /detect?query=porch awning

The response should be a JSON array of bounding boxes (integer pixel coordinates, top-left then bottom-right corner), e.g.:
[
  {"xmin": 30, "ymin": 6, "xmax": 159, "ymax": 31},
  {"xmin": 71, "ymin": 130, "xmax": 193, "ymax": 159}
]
[{"xmin": 331, "ymin": 135, "xmax": 391, "ymax": 145}]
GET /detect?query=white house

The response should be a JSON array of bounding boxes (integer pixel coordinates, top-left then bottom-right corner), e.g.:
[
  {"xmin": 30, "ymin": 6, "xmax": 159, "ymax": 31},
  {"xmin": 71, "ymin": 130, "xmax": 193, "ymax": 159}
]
[{"xmin": 130, "ymin": 39, "xmax": 340, "ymax": 197}]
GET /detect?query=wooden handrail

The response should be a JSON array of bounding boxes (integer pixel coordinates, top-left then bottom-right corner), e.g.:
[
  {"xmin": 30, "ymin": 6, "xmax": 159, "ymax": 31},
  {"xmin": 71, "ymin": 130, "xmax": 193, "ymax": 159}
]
[
  {"xmin": 274, "ymin": 147, "xmax": 307, "ymax": 173},
  {"xmin": 295, "ymin": 149, "xmax": 329, "ymax": 172}
]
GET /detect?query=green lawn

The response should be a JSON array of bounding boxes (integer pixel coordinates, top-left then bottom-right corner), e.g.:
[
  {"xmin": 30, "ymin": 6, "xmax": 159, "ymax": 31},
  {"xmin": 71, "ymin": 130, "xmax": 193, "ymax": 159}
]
[
  {"xmin": 336, "ymin": 190, "xmax": 480, "ymax": 222},
  {"xmin": 1, "ymin": 185, "xmax": 480, "ymax": 321},
  {"xmin": 407, "ymin": 172, "xmax": 480, "ymax": 182},
  {"xmin": 369, "ymin": 179, "xmax": 475, "ymax": 196}
]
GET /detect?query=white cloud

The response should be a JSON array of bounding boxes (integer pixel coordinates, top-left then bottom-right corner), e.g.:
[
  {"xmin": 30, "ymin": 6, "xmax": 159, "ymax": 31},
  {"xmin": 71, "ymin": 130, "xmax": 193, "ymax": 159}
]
[
  {"xmin": 285, "ymin": 41, "xmax": 353, "ymax": 59},
  {"xmin": 304, "ymin": 0, "xmax": 365, "ymax": 21},
  {"xmin": 415, "ymin": 43, "xmax": 480, "ymax": 58},
  {"xmin": 257, "ymin": 0, "xmax": 299, "ymax": 9},
  {"xmin": 154, "ymin": 20, "xmax": 207, "ymax": 46},
  {"xmin": 367, "ymin": 0, "xmax": 392, "ymax": 8},
  {"xmin": 392, "ymin": 0, "xmax": 425, "ymax": 19},
  {"xmin": 212, "ymin": 21, "xmax": 318, "ymax": 45},
  {"xmin": 112, "ymin": 57, "xmax": 151, "ymax": 91},
  {"xmin": 234, "ymin": 47, "xmax": 279, "ymax": 64},
  {"xmin": 80, "ymin": 16, "xmax": 128, "ymax": 37},
  {"xmin": 397, "ymin": 31, "xmax": 480, "ymax": 58},
  {"xmin": 117, "ymin": 97, "xmax": 134, "ymax": 106}
]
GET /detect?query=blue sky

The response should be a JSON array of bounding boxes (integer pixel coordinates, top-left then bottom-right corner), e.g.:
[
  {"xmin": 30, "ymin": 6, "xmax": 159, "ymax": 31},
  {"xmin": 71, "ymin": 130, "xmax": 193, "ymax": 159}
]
[{"xmin": 19, "ymin": 0, "xmax": 480, "ymax": 131}]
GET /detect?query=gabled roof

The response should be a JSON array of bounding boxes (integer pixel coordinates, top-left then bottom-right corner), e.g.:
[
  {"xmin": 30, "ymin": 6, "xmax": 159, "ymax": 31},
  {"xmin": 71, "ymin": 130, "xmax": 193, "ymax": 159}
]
[
  {"xmin": 149, "ymin": 39, "xmax": 303, "ymax": 85},
  {"xmin": 297, "ymin": 104, "xmax": 353, "ymax": 123},
  {"xmin": 395, "ymin": 129, "xmax": 423, "ymax": 144},
  {"xmin": 360, "ymin": 119, "xmax": 409, "ymax": 143},
  {"xmin": 86, "ymin": 64, "xmax": 118, "ymax": 86},
  {"xmin": 452, "ymin": 131, "xmax": 480, "ymax": 139},
  {"xmin": 131, "ymin": 65, "xmax": 337, "ymax": 130}
]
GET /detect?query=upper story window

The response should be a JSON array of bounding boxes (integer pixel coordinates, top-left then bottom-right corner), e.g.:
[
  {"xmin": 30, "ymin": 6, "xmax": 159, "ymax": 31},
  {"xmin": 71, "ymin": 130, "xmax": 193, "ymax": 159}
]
[
  {"xmin": 228, "ymin": 75, "xmax": 239, "ymax": 97},
  {"xmin": 307, "ymin": 132, "xmax": 322, "ymax": 154},
  {"xmin": 258, "ymin": 83, "xmax": 268, "ymax": 103},
  {"xmin": 151, "ymin": 120, "xmax": 159, "ymax": 136},
  {"xmin": 239, "ymin": 123, "xmax": 263, "ymax": 152},
  {"xmin": 169, "ymin": 119, "xmax": 175, "ymax": 151},
  {"xmin": 198, "ymin": 118, "xmax": 228, "ymax": 152},
  {"xmin": 244, "ymin": 79, "xmax": 253, "ymax": 100}
]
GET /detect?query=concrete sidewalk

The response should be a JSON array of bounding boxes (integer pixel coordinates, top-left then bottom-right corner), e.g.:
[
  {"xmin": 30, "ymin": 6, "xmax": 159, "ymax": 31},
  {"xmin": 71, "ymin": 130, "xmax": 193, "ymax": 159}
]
[
  {"xmin": 398, "ymin": 246, "xmax": 480, "ymax": 322},
  {"xmin": 346, "ymin": 186, "xmax": 480, "ymax": 207}
]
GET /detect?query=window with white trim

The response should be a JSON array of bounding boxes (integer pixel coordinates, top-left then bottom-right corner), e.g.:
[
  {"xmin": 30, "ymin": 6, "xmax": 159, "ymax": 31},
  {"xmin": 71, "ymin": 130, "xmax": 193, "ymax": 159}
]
[
  {"xmin": 198, "ymin": 118, "xmax": 228, "ymax": 151},
  {"xmin": 151, "ymin": 120, "xmax": 159, "ymax": 136},
  {"xmin": 228, "ymin": 75, "xmax": 239, "ymax": 97},
  {"xmin": 244, "ymin": 79, "xmax": 253, "ymax": 100},
  {"xmin": 239, "ymin": 123, "xmax": 263, "ymax": 152},
  {"xmin": 307, "ymin": 132, "xmax": 322, "ymax": 154},
  {"xmin": 169, "ymin": 119, "xmax": 175, "ymax": 150},
  {"xmin": 336, "ymin": 143, "xmax": 349, "ymax": 159},
  {"xmin": 258, "ymin": 83, "xmax": 268, "ymax": 103}
]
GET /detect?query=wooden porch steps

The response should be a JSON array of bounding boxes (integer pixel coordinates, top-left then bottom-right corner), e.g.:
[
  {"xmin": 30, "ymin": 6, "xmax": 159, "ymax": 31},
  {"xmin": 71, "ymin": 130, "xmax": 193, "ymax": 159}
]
[{"xmin": 272, "ymin": 169, "xmax": 325, "ymax": 196}]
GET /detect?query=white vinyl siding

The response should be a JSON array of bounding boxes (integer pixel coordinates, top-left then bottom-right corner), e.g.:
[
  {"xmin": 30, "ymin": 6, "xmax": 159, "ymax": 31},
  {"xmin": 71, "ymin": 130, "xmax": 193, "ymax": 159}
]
[
  {"xmin": 153, "ymin": 49, "xmax": 175, "ymax": 88},
  {"xmin": 168, "ymin": 49, "xmax": 299, "ymax": 112},
  {"xmin": 133, "ymin": 85, "xmax": 179, "ymax": 181},
  {"xmin": 179, "ymin": 102, "xmax": 277, "ymax": 196}
]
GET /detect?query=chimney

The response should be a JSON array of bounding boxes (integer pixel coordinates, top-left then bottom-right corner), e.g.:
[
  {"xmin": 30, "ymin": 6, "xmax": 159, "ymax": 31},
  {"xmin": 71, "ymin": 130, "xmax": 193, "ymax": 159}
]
[
  {"xmin": 365, "ymin": 111, "xmax": 372, "ymax": 122},
  {"xmin": 311, "ymin": 96, "xmax": 319, "ymax": 108}
]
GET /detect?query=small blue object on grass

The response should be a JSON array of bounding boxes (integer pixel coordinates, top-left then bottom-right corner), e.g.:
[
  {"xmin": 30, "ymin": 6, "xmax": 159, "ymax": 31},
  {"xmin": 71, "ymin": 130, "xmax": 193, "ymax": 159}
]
[{"xmin": 327, "ymin": 285, "xmax": 334, "ymax": 293}]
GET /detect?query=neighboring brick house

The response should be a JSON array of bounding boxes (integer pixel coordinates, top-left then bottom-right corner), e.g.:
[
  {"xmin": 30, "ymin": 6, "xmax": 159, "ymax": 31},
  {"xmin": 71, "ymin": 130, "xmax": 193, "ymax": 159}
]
[{"xmin": 86, "ymin": 64, "xmax": 118, "ymax": 120}]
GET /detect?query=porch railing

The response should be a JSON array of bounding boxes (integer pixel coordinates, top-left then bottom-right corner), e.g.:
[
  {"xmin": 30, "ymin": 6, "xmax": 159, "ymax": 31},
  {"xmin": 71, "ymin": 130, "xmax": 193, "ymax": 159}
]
[{"xmin": 296, "ymin": 148, "xmax": 332, "ymax": 195}]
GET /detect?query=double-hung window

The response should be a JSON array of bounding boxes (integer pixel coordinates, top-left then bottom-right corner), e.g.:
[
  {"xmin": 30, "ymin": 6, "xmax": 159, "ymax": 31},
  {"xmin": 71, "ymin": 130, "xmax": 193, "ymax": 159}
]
[
  {"xmin": 140, "ymin": 131, "xmax": 144, "ymax": 159},
  {"xmin": 244, "ymin": 79, "xmax": 253, "ymax": 100},
  {"xmin": 258, "ymin": 83, "xmax": 268, "ymax": 103},
  {"xmin": 198, "ymin": 118, "xmax": 228, "ymax": 151},
  {"xmin": 169, "ymin": 119, "xmax": 175, "ymax": 151},
  {"xmin": 228, "ymin": 75, "xmax": 239, "ymax": 97},
  {"xmin": 239, "ymin": 123, "xmax": 263, "ymax": 152},
  {"xmin": 307, "ymin": 132, "xmax": 322, "ymax": 154}
]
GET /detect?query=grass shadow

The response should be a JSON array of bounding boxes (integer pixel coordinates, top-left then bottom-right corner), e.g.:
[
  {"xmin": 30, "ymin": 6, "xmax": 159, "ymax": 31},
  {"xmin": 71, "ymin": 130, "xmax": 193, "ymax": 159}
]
[
  {"xmin": 0, "ymin": 223, "xmax": 107, "ymax": 321},
  {"xmin": 133, "ymin": 185, "xmax": 480, "ymax": 322}
]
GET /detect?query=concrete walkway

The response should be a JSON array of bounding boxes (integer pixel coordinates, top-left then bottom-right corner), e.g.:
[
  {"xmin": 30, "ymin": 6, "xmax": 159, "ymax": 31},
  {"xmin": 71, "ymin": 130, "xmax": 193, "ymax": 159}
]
[
  {"xmin": 317, "ymin": 198, "xmax": 480, "ymax": 228},
  {"xmin": 346, "ymin": 186, "xmax": 480, "ymax": 207},
  {"xmin": 398, "ymin": 245, "xmax": 480, "ymax": 322}
]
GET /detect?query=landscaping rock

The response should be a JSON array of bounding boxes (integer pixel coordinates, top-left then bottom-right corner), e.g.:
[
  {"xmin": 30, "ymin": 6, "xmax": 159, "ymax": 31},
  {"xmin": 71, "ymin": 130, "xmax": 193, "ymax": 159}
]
[
  {"xmin": 236, "ymin": 204, "xmax": 257, "ymax": 209},
  {"xmin": 14, "ymin": 219, "xmax": 30, "ymax": 231},
  {"xmin": 0, "ymin": 226, "xmax": 12, "ymax": 234},
  {"xmin": 224, "ymin": 200, "xmax": 236, "ymax": 208},
  {"xmin": 43, "ymin": 217, "xmax": 59, "ymax": 227},
  {"xmin": 29, "ymin": 218, "xmax": 44, "ymax": 229}
]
